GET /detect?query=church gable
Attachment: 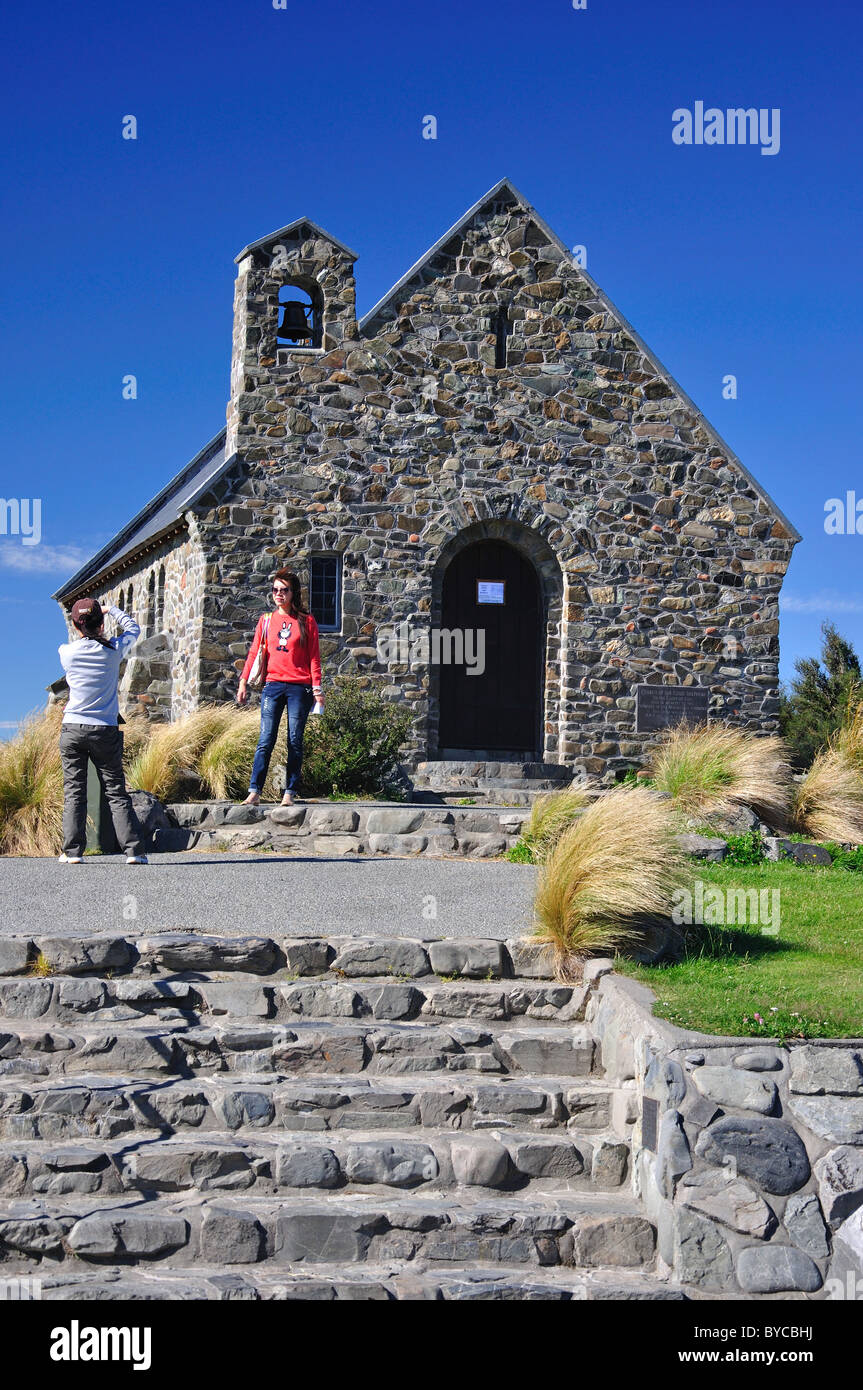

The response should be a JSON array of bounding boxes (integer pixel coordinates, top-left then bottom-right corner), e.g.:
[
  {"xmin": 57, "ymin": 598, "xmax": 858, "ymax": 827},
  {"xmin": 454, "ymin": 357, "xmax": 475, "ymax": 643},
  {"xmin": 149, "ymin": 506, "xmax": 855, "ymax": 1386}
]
[{"xmin": 357, "ymin": 179, "xmax": 797, "ymax": 544}]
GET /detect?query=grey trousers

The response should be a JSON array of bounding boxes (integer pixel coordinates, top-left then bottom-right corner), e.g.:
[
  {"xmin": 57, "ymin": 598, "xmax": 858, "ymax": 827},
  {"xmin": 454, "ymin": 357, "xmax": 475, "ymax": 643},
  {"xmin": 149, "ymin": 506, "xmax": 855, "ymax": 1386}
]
[{"xmin": 59, "ymin": 723, "xmax": 143, "ymax": 858}]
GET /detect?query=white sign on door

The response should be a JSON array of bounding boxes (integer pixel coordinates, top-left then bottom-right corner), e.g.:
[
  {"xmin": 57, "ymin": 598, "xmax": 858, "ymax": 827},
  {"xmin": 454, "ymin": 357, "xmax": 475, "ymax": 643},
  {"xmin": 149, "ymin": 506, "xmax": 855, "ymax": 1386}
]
[{"xmin": 477, "ymin": 581, "xmax": 505, "ymax": 605}]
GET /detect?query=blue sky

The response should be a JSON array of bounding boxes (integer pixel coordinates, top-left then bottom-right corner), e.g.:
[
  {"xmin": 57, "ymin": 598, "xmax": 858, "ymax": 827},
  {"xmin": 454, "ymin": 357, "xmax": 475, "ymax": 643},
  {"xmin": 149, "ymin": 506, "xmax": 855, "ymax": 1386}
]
[{"xmin": 1, "ymin": 0, "xmax": 861, "ymax": 733}]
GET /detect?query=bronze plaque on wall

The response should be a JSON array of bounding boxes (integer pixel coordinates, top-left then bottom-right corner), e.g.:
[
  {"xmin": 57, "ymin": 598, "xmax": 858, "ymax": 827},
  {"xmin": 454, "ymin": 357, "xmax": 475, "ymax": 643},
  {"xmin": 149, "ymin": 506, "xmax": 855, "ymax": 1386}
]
[{"xmin": 635, "ymin": 684, "xmax": 709, "ymax": 733}]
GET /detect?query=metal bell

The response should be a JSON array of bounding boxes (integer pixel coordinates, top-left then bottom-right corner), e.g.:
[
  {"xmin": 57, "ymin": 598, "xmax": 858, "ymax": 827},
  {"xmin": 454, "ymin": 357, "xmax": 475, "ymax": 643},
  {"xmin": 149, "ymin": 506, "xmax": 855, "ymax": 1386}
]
[{"xmin": 277, "ymin": 300, "xmax": 313, "ymax": 342}]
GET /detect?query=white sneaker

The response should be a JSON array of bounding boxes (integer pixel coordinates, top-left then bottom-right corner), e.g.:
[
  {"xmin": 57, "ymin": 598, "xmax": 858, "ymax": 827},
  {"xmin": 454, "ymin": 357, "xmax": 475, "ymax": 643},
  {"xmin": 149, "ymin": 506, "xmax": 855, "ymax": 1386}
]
[
  {"xmin": 58, "ymin": 852, "xmax": 84, "ymax": 864},
  {"xmin": 126, "ymin": 855, "xmax": 149, "ymax": 865}
]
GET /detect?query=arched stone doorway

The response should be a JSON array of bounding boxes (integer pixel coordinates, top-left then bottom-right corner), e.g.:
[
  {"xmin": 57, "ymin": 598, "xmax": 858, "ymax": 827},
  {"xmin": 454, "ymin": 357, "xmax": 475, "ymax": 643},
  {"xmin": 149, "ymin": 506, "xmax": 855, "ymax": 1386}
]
[{"xmin": 432, "ymin": 529, "xmax": 554, "ymax": 759}]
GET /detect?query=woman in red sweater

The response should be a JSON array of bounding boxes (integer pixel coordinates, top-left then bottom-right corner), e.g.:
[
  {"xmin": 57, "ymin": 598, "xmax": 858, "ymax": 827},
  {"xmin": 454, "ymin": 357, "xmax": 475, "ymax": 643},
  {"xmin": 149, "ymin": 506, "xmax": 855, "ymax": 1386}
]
[{"xmin": 237, "ymin": 569, "xmax": 324, "ymax": 806}]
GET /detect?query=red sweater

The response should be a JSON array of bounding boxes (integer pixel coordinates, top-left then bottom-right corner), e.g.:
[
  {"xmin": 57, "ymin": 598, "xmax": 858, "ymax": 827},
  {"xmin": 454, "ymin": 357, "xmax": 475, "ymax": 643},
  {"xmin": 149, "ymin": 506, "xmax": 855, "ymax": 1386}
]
[{"xmin": 241, "ymin": 611, "xmax": 322, "ymax": 687}]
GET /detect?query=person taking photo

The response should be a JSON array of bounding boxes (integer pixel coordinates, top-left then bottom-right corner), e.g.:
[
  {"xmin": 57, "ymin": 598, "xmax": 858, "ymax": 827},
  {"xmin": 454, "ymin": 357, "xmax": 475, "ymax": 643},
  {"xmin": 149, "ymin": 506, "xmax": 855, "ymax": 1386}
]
[{"xmin": 57, "ymin": 598, "xmax": 147, "ymax": 865}]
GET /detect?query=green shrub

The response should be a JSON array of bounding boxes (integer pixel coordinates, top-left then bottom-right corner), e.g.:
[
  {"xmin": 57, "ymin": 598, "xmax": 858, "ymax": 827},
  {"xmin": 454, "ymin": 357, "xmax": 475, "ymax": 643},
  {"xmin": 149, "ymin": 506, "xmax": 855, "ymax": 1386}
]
[
  {"xmin": 300, "ymin": 678, "xmax": 411, "ymax": 798},
  {"xmin": 620, "ymin": 769, "xmax": 654, "ymax": 788},
  {"xmin": 505, "ymin": 838, "xmax": 535, "ymax": 864},
  {"xmin": 817, "ymin": 842, "xmax": 863, "ymax": 872},
  {"xmin": 723, "ymin": 829, "xmax": 767, "ymax": 866}
]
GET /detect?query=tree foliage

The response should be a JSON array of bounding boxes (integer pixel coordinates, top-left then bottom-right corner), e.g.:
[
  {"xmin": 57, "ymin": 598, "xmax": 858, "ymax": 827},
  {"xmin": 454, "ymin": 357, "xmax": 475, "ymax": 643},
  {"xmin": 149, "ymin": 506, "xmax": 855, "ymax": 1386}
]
[{"xmin": 779, "ymin": 622, "xmax": 862, "ymax": 768}]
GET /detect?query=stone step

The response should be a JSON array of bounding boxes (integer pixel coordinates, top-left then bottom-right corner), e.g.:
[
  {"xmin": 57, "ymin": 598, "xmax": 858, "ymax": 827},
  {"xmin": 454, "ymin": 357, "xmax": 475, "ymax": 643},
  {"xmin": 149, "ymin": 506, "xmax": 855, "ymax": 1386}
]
[
  {"xmin": 34, "ymin": 1261, "xmax": 685, "ymax": 1301},
  {"xmin": 0, "ymin": 1190, "xmax": 656, "ymax": 1270},
  {"xmin": 0, "ymin": 1125, "xmax": 629, "ymax": 1197},
  {"xmin": 0, "ymin": 974, "xmax": 586, "ymax": 1028},
  {"xmin": 0, "ymin": 1018, "xmax": 598, "ymax": 1080},
  {"xmin": 0, "ymin": 933, "xmax": 554, "ymax": 982},
  {"xmin": 410, "ymin": 789, "xmax": 547, "ymax": 808},
  {"xmin": 0, "ymin": 1072, "xmax": 615, "ymax": 1141},
  {"xmin": 412, "ymin": 762, "xmax": 575, "ymax": 790}
]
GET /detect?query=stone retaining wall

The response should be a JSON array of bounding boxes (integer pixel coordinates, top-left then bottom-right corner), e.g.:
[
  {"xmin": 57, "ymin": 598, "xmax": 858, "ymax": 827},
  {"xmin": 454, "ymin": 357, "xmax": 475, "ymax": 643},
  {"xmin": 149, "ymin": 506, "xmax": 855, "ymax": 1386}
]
[
  {"xmin": 158, "ymin": 801, "xmax": 529, "ymax": 859},
  {"xmin": 592, "ymin": 973, "xmax": 863, "ymax": 1296}
]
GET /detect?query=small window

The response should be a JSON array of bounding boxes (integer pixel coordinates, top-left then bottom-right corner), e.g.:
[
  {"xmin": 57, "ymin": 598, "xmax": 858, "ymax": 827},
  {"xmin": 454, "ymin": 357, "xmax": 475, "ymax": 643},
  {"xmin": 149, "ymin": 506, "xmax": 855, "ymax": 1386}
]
[
  {"xmin": 146, "ymin": 572, "xmax": 156, "ymax": 637},
  {"xmin": 310, "ymin": 555, "xmax": 341, "ymax": 630},
  {"xmin": 493, "ymin": 305, "xmax": 510, "ymax": 368},
  {"xmin": 157, "ymin": 565, "xmax": 166, "ymax": 628}
]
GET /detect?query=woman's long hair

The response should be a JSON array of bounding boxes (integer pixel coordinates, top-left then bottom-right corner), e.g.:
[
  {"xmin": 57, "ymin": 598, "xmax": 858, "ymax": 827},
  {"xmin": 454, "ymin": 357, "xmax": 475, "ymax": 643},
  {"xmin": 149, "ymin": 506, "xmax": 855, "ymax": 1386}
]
[{"xmin": 273, "ymin": 569, "xmax": 309, "ymax": 646}]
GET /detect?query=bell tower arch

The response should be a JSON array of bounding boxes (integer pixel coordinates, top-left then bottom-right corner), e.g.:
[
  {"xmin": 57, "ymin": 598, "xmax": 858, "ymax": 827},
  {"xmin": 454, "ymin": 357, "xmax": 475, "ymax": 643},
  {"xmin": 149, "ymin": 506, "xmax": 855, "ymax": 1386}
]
[{"xmin": 226, "ymin": 217, "xmax": 359, "ymax": 455}]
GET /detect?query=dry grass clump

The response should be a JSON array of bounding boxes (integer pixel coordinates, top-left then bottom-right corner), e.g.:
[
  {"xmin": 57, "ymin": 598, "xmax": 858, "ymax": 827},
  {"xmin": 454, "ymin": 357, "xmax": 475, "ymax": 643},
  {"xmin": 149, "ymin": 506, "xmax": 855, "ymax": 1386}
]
[
  {"xmin": 522, "ymin": 784, "xmax": 594, "ymax": 863},
  {"xmin": 791, "ymin": 748, "xmax": 863, "ymax": 844},
  {"xmin": 648, "ymin": 722, "xmax": 792, "ymax": 829},
  {"xmin": 125, "ymin": 704, "xmax": 235, "ymax": 801},
  {"xmin": 832, "ymin": 697, "xmax": 863, "ymax": 777},
  {"xmin": 533, "ymin": 785, "xmax": 685, "ymax": 979},
  {"xmin": 0, "ymin": 706, "xmax": 65, "ymax": 856},
  {"xmin": 118, "ymin": 714, "xmax": 154, "ymax": 773},
  {"xmin": 198, "ymin": 708, "xmax": 279, "ymax": 800}
]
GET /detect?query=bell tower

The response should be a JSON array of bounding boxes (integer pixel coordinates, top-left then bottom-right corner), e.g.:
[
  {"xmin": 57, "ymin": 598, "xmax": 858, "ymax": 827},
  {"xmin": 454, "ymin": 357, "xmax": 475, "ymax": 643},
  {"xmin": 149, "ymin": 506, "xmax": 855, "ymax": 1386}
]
[{"xmin": 226, "ymin": 217, "xmax": 359, "ymax": 456}]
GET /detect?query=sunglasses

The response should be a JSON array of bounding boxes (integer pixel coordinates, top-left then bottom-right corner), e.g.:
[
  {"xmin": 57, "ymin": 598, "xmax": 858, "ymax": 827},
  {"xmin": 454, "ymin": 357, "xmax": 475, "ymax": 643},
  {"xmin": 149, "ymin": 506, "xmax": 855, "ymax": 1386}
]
[{"xmin": 272, "ymin": 585, "xmax": 291, "ymax": 594}]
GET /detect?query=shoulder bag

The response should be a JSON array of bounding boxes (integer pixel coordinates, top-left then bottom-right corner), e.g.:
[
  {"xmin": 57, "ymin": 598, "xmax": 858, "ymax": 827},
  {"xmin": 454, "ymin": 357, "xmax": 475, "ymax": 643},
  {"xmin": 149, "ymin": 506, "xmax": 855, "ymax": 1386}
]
[{"xmin": 246, "ymin": 615, "xmax": 271, "ymax": 692}]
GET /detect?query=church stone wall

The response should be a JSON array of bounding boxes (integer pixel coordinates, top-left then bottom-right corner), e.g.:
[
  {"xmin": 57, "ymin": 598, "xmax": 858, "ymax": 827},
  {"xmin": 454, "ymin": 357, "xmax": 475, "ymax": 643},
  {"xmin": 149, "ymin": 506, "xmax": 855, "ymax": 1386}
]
[
  {"xmin": 194, "ymin": 191, "xmax": 795, "ymax": 778},
  {"xmin": 70, "ymin": 531, "xmax": 207, "ymax": 722}
]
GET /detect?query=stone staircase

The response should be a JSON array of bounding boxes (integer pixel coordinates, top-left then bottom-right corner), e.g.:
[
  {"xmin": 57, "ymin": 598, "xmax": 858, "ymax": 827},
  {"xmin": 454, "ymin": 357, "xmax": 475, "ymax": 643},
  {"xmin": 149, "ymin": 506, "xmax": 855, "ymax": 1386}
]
[{"xmin": 0, "ymin": 931, "xmax": 685, "ymax": 1300}]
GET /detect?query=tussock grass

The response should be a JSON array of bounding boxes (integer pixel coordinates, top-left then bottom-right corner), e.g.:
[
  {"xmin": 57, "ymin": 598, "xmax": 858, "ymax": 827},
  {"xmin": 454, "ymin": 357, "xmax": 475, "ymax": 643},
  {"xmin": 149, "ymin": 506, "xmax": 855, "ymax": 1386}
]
[
  {"xmin": 119, "ymin": 715, "xmax": 154, "ymax": 773},
  {"xmin": 648, "ymin": 722, "xmax": 792, "ymax": 829},
  {"xmin": 522, "ymin": 784, "xmax": 594, "ymax": 863},
  {"xmin": 0, "ymin": 706, "xmax": 65, "ymax": 856},
  {"xmin": 791, "ymin": 749, "xmax": 863, "ymax": 844},
  {"xmin": 832, "ymin": 697, "xmax": 863, "ymax": 777},
  {"xmin": 533, "ymin": 786, "xmax": 685, "ymax": 979},
  {"xmin": 198, "ymin": 708, "xmax": 279, "ymax": 800},
  {"xmin": 125, "ymin": 705, "xmax": 234, "ymax": 801}
]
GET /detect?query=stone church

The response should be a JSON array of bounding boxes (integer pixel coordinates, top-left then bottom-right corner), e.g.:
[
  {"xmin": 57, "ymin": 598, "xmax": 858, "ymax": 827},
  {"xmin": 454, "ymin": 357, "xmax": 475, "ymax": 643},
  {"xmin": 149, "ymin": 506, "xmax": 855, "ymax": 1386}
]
[{"xmin": 53, "ymin": 178, "xmax": 800, "ymax": 780}]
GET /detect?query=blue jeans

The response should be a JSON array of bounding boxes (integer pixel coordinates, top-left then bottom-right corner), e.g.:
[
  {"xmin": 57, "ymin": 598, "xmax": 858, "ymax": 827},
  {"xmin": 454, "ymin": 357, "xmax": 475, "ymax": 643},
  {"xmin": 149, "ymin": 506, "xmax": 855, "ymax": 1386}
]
[{"xmin": 249, "ymin": 681, "xmax": 315, "ymax": 794}]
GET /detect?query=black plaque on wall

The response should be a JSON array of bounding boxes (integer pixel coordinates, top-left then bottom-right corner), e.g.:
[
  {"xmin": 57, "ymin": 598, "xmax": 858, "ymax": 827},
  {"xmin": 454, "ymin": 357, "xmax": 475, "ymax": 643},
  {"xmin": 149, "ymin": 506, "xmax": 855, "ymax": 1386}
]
[
  {"xmin": 635, "ymin": 684, "xmax": 710, "ymax": 733},
  {"xmin": 641, "ymin": 1097, "xmax": 659, "ymax": 1153}
]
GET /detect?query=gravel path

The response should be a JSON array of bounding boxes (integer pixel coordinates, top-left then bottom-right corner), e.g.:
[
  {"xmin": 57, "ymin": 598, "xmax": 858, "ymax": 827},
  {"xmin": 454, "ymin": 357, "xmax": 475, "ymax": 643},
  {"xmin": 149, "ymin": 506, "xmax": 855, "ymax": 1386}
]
[{"xmin": 0, "ymin": 853, "xmax": 538, "ymax": 939}]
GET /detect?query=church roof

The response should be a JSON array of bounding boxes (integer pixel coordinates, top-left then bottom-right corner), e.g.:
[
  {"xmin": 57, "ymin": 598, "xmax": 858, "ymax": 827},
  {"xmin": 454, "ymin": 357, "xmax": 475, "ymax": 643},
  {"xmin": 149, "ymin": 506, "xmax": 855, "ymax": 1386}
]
[
  {"xmin": 52, "ymin": 431, "xmax": 234, "ymax": 601},
  {"xmin": 360, "ymin": 177, "xmax": 801, "ymax": 543},
  {"xmin": 234, "ymin": 217, "xmax": 358, "ymax": 264}
]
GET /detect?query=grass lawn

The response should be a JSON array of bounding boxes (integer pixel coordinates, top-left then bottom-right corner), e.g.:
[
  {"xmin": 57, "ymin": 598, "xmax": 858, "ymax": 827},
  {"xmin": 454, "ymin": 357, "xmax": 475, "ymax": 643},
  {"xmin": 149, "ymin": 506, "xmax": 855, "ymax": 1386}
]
[{"xmin": 619, "ymin": 862, "xmax": 863, "ymax": 1040}]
